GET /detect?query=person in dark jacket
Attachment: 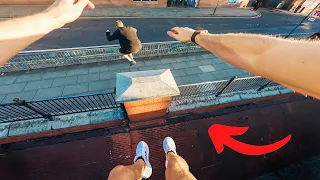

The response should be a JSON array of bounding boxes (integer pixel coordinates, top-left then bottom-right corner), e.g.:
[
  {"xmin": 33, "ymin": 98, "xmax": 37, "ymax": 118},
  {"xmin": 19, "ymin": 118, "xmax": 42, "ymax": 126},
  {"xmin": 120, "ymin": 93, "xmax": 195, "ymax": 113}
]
[{"xmin": 106, "ymin": 20, "xmax": 142, "ymax": 66}]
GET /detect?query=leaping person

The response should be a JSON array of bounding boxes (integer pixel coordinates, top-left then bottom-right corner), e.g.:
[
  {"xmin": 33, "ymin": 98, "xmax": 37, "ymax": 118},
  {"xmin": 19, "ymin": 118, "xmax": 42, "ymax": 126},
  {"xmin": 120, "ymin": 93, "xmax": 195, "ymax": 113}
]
[{"xmin": 106, "ymin": 20, "xmax": 142, "ymax": 66}]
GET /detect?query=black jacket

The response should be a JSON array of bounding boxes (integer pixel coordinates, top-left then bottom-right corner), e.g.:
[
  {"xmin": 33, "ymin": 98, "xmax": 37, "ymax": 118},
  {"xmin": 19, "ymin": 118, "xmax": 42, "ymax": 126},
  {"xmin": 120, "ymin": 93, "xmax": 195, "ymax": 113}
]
[{"xmin": 106, "ymin": 26, "xmax": 142, "ymax": 52}]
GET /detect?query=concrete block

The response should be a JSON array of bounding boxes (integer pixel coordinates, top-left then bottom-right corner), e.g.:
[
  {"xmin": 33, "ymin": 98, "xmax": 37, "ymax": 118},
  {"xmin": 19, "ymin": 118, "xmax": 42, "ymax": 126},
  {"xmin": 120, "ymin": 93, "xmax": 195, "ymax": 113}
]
[
  {"xmin": 67, "ymin": 68, "xmax": 89, "ymax": 76},
  {"xmin": 168, "ymin": 99, "xmax": 197, "ymax": 112},
  {"xmin": 90, "ymin": 108, "xmax": 125, "ymax": 124},
  {"xmin": 144, "ymin": 60, "xmax": 162, "ymax": 66},
  {"xmin": 239, "ymin": 90, "xmax": 262, "ymax": 100},
  {"xmin": 213, "ymin": 63, "xmax": 229, "ymax": 71},
  {"xmin": 77, "ymin": 73, "xmax": 100, "ymax": 83},
  {"xmin": 0, "ymin": 122, "xmax": 11, "ymax": 138},
  {"xmin": 188, "ymin": 55, "xmax": 203, "ymax": 61},
  {"xmin": 174, "ymin": 77, "xmax": 185, "ymax": 86},
  {"xmin": 199, "ymin": 65, "xmax": 216, "ymax": 73},
  {"xmin": 279, "ymin": 88, "xmax": 293, "ymax": 94},
  {"xmin": 52, "ymin": 76, "xmax": 78, "ymax": 87},
  {"xmin": 2, "ymin": 91, "xmax": 37, "ymax": 104},
  {"xmin": 185, "ymin": 67, "xmax": 202, "ymax": 75},
  {"xmin": 175, "ymin": 57, "xmax": 189, "ymax": 62},
  {"xmin": 0, "ymin": 76, "xmax": 17, "ymax": 85},
  {"xmin": 34, "ymin": 87, "xmax": 64, "ymax": 100},
  {"xmin": 0, "ymin": 83, "xmax": 27, "ymax": 95},
  {"xmin": 128, "ymin": 61, "xmax": 145, "ymax": 68},
  {"xmin": 226, "ymin": 69, "xmax": 244, "ymax": 76},
  {"xmin": 212, "ymin": 71, "xmax": 230, "ymax": 81},
  {"xmin": 200, "ymin": 59, "xmax": 214, "ymax": 65},
  {"xmin": 52, "ymin": 113, "xmax": 90, "ymax": 129},
  {"xmin": 212, "ymin": 58, "xmax": 225, "ymax": 64},
  {"xmin": 8, "ymin": 118, "xmax": 51, "ymax": 136},
  {"xmin": 180, "ymin": 75, "xmax": 201, "ymax": 84},
  {"xmin": 100, "ymin": 72, "xmax": 117, "ymax": 80},
  {"xmin": 154, "ymin": 64, "xmax": 174, "ymax": 70},
  {"xmin": 193, "ymin": 96, "xmax": 219, "ymax": 108},
  {"xmin": 43, "ymin": 70, "xmax": 67, "ymax": 79},
  {"xmin": 160, "ymin": 58, "xmax": 176, "ymax": 64},
  {"xmin": 260, "ymin": 86, "xmax": 281, "ymax": 97},
  {"xmin": 187, "ymin": 60, "xmax": 203, "ymax": 67},
  {"xmin": 201, "ymin": 54, "xmax": 215, "ymax": 59},
  {"xmin": 172, "ymin": 62, "xmax": 189, "ymax": 70},
  {"xmin": 89, "ymin": 79, "xmax": 115, "ymax": 91},
  {"xmin": 63, "ymin": 83, "xmax": 89, "ymax": 96},
  {"xmin": 218, "ymin": 92, "xmax": 242, "ymax": 104},
  {"xmin": 24, "ymin": 79, "xmax": 54, "ymax": 91},
  {"xmin": 89, "ymin": 65, "xmax": 109, "ymax": 73},
  {"xmin": 15, "ymin": 73, "xmax": 43, "ymax": 83},
  {"xmin": 109, "ymin": 63, "xmax": 129, "ymax": 71},
  {"xmin": 171, "ymin": 69, "xmax": 187, "ymax": 77},
  {"xmin": 138, "ymin": 66, "xmax": 155, "ymax": 71},
  {"xmin": 197, "ymin": 73, "xmax": 215, "ymax": 82}
]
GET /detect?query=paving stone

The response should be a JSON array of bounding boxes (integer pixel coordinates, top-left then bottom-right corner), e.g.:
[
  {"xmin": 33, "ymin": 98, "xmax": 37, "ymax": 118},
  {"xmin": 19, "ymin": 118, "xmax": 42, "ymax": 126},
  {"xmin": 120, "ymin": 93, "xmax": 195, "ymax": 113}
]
[
  {"xmin": 171, "ymin": 69, "xmax": 187, "ymax": 77},
  {"xmin": 212, "ymin": 58, "xmax": 225, "ymax": 64},
  {"xmin": 237, "ymin": 73, "xmax": 254, "ymax": 78},
  {"xmin": 199, "ymin": 65, "xmax": 216, "ymax": 73},
  {"xmin": 109, "ymin": 63, "xmax": 129, "ymax": 71},
  {"xmin": 52, "ymin": 76, "xmax": 78, "ymax": 87},
  {"xmin": 201, "ymin": 54, "xmax": 215, "ymax": 59},
  {"xmin": 144, "ymin": 60, "xmax": 161, "ymax": 66},
  {"xmin": 200, "ymin": 59, "xmax": 215, "ymax": 65},
  {"xmin": 226, "ymin": 69, "xmax": 245, "ymax": 76},
  {"xmin": 138, "ymin": 66, "xmax": 155, "ymax": 71},
  {"xmin": 0, "ymin": 94, "xmax": 5, "ymax": 104},
  {"xmin": 185, "ymin": 67, "xmax": 203, "ymax": 75},
  {"xmin": 34, "ymin": 87, "xmax": 64, "ymax": 100},
  {"xmin": 0, "ymin": 75, "xmax": 18, "ymax": 85},
  {"xmin": 0, "ymin": 83, "xmax": 27, "ymax": 95},
  {"xmin": 174, "ymin": 77, "xmax": 185, "ymax": 86},
  {"xmin": 43, "ymin": 70, "xmax": 67, "ymax": 79},
  {"xmin": 15, "ymin": 73, "xmax": 43, "ymax": 83},
  {"xmin": 100, "ymin": 72, "xmax": 117, "ymax": 80},
  {"xmin": 226, "ymin": 63, "xmax": 235, "ymax": 68},
  {"xmin": 160, "ymin": 58, "xmax": 176, "ymax": 64},
  {"xmin": 88, "ymin": 65, "xmax": 110, "ymax": 73},
  {"xmin": 175, "ymin": 57, "xmax": 189, "ymax": 62},
  {"xmin": 67, "ymin": 68, "xmax": 89, "ymax": 76},
  {"xmin": 154, "ymin": 64, "xmax": 174, "ymax": 70},
  {"xmin": 212, "ymin": 71, "xmax": 232, "ymax": 80},
  {"xmin": 188, "ymin": 55, "xmax": 204, "ymax": 61},
  {"xmin": 213, "ymin": 63, "xmax": 229, "ymax": 71},
  {"xmin": 129, "ymin": 68, "xmax": 140, "ymax": 72},
  {"xmin": 77, "ymin": 73, "xmax": 100, "ymax": 83},
  {"xmin": 24, "ymin": 79, "xmax": 54, "ymax": 91},
  {"xmin": 89, "ymin": 79, "xmax": 115, "ymax": 92},
  {"xmin": 198, "ymin": 73, "xmax": 215, "ymax": 82},
  {"xmin": 187, "ymin": 60, "xmax": 203, "ymax": 67},
  {"xmin": 171, "ymin": 62, "xmax": 189, "ymax": 70},
  {"xmin": 63, "ymin": 83, "xmax": 89, "ymax": 96},
  {"xmin": 180, "ymin": 75, "xmax": 202, "ymax": 84},
  {"xmin": 2, "ymin": 91, "xmax": 37, "ymax": 104},
  {"xmin": 129, "ymin": 61, "xmax": 145, "ymax": 68}
]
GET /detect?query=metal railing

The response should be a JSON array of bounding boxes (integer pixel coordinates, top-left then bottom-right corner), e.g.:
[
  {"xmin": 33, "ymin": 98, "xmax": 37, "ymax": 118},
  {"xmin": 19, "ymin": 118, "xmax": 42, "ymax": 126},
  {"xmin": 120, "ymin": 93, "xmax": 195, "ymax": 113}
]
[
  {"xmin": 0, "ymin": 92, "xmax": 119, "ymax": 123},
  {"xmin": 172, "ymin": 76, "xmax": 282, "ymax": 102},
  {"xmin": 1, "ymin": 41, "xmax": 205, "ymax": 73}
]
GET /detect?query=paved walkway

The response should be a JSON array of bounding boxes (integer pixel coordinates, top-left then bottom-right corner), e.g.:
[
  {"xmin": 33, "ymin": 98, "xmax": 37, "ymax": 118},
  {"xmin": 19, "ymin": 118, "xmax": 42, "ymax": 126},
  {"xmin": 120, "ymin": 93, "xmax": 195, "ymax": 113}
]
[
  {"xmin": 0, "ymin": 6, "xmax": 259, "ymax": 18},
  {"xmin": 0, "ymin": 53, "xmax": 252, "ymax": 104}
]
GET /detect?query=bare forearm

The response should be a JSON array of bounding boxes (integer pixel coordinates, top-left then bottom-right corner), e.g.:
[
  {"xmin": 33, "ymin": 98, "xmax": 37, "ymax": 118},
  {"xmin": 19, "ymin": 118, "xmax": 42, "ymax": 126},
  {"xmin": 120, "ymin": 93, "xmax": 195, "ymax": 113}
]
[
  {"xmin": 196, "ymin": 33, "xmax": 320, "ymax": 98},
  {"xmin": 0, "ymin": 12, "xmax": 62, "ymax": 66}
]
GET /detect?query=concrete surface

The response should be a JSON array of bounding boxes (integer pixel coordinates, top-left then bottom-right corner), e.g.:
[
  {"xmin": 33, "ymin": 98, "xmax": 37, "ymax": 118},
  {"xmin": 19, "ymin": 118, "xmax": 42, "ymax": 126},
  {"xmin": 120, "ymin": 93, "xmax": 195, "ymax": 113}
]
[
  {"xmin": 116, "ymin": 69, "xmax": 180, "ymax": 102},
  {"xmin": 0, "ymin": 53, "xmax": 252, "ymax": 104},
  {"xmin": 0, "ymin": 6, "xmax": 259, "ymax": 18}
]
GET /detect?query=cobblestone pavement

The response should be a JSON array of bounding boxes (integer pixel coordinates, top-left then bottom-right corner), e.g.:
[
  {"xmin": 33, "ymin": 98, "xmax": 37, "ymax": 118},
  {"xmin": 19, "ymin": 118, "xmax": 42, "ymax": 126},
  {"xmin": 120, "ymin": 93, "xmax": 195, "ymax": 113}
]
[{"xmin": 0, "ymin": 53, "xmax": 253, "ymax": 104}]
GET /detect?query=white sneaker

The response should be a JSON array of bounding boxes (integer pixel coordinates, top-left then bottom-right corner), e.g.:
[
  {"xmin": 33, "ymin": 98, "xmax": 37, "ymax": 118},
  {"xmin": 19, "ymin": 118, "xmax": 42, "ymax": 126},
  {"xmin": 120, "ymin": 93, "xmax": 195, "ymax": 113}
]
[
  {"xmin": 133, "ymin": 141, "xmax": 152, "ymax": 179},
  {"xmin": 163, "ymin": 137, "xmax": 177, "ymax": 168}
]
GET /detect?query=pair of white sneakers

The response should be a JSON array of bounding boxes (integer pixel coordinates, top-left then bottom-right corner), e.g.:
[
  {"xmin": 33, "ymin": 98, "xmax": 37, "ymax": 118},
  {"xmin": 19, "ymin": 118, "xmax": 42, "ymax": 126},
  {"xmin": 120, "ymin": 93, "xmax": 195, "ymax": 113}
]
[{"xmin": 133, "ymin": 137, "xmax": 178, "ymax": 179}]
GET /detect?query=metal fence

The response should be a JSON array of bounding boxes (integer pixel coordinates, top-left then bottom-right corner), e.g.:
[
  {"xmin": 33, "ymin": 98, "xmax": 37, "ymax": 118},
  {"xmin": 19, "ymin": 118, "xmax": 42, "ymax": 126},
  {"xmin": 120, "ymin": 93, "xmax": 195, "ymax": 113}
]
[
  {"xmin": 0, "ymin": 41, "xmax": 204, "ymax": 73},
  {"xmin": 172, "ymin": 76, "xmax": 281, "ymax": 102},
  {"xmin": 0, "ymin": 92, "xmax": 119, "ymax": 123}
]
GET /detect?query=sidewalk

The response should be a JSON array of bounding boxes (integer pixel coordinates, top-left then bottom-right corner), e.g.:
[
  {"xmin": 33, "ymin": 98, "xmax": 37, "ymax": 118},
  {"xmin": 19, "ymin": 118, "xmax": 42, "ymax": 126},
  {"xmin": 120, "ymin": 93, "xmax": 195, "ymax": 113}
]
[
  {"xmin": 0, "ymin": 5, "xmax": 260, "ymax": 18},
  {"xmin": 0, "ymin": 53, "xmax": 252, "ymax": 104}
]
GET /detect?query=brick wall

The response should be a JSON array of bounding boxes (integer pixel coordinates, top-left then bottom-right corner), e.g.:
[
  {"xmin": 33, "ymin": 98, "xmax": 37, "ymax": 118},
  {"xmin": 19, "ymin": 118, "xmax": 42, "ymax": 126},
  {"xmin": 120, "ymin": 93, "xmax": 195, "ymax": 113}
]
[
  {"xmin": 198, "ymin": 0, "xmax": 230, "ymax": 7},
  {"xmin": 0, "ymin": 0, "xmax": 167, "ymax": 6}
]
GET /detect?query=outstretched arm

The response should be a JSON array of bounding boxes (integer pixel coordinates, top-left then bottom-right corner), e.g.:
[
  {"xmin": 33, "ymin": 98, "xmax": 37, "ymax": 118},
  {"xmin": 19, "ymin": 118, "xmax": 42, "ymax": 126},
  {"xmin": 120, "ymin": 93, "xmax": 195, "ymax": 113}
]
[
  {"xmin": 106, "ymin": 29, "xmax": 120, "ymax": 41},
  {"xmin": 0, "ymin": 0, "xmax": 95, "ymax": 66},
  {"xmin": 168, "ymin": 27, "xmax": 320, "ymax": 99}
]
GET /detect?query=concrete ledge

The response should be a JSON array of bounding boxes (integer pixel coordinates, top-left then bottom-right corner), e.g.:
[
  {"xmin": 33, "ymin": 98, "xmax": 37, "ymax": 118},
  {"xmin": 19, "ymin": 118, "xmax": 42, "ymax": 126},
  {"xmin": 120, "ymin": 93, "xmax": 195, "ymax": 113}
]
[
  {"xmin": 52, "ymin": 114, "xmax": 90, "ymax": 130},
  {"xmin": 9, "ymin": 118, "xmax": 52, "ymax": 136},
  {"xmin": 90, "ymin": 108, "xmax": 126, "ymax": 124},
  {"xmin": 0, "ymin": 123, "xmax": 11, "ymax": 138},
  {"xmin": 218, "ymin": 92, "xmax": 242, "ymax": 104}
]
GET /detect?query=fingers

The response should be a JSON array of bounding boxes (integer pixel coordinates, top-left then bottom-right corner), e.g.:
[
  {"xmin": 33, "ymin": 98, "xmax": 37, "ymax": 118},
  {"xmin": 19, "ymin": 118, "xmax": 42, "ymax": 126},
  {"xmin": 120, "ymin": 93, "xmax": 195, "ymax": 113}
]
[
  {"xmin": 86, "ymin": 1, "xmax": 95, "ymax": 9},
  {"xmin": 167, "ymin": 31, "xmax": 178, "ymax": 39},
  {"xmin": 76, "ymin": 0, "xmax": 95, "ymax": 8}
]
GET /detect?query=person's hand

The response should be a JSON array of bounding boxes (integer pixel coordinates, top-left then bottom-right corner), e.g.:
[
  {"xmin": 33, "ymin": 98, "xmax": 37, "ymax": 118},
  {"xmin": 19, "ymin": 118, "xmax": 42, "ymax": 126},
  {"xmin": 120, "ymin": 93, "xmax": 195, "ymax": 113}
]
[
  {"xmin": 167, "ymin": 27, "xmax": 195, "ymax": 42},
  {"xmin": 45, "ymin": 0, "xmax": 95, "ymax": 28},
  {"xmin": 106, "ymin": 30, "xmax": 110, "ymax": 33}
]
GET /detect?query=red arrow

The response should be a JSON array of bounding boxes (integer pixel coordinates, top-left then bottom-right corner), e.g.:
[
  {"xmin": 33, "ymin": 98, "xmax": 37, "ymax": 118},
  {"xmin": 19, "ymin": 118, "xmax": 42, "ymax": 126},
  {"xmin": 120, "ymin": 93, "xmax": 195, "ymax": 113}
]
[{"xmin": 208, "ymin": 124, "xmax": 292, "ymax": 155}]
